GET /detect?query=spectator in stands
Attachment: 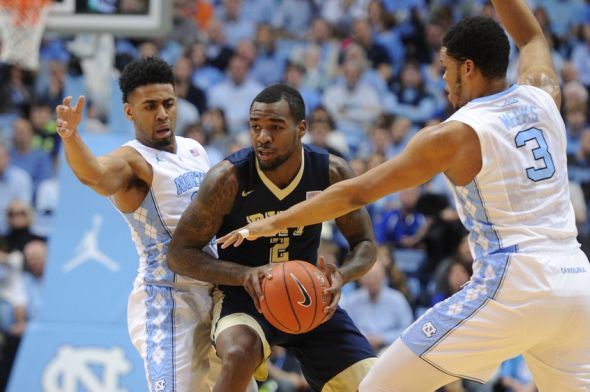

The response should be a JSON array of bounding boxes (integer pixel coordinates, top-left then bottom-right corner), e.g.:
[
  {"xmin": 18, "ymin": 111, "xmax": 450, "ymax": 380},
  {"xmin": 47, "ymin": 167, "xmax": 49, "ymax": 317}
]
[
  {"xmin": 29, "ymin": 100, "xmax": 60, "ymax": 159},
  {"xmin": 205, "ymin": 18, "xmax": 235, "ymax": 71},
  {"xmin": 384, "ymin": 59, "xmax": 440, "ymax": 127},
  {"xmin": 283, "ymin": 61, "xmax": 322, "ymax": 115},
  {"xmin": 350, "ymin": 18, "xmax": 393, "ymax": 83},
  {"xmin": 0, "ymin": 140, "xmax": 32, "ymax": 235},
  {"xmin": 305, "ymin": 117, "xmax": 347, "ymax": 159},
  {"xmin": 201, "ymin": 107, "xmax": 232, "ymax": 154},
  {"xmin": 216, "ymin": 0, "xmax": 256, "ymax": 48},
  {"xmin": 322, "ymin": 58, "xmax": 382, "ymax": 150},
  {"xmin": 571, "ymin": 22, "xmax": 590, "ymax": 88},
  {"xmin": 0, "ymin": 65, "xmax": 34, "ymax": 115},
  {"xmin": 0, "ymin": 236, "xmax": 25, "ymax": 392},
  {"xmin": 4, "ymin": 200, "xmax": 45, "ymax": 252},
  {"xmin": 208, "ymin": 55, "xmax": 264, "ymax": 134},
  {"xmin": 271, "ymin": 0, "xmax": 315, "ymax": 40},
  {"xmin": 367, "ymin": 0, "xmax": 406, "ymax": 79},
  {"xmin": 374, "ymin": 187, "xmax": 427, "ymax": 250},
  {"xmin": 430, "ymin": 233, "xmax": 472, "ymax": 301},
  {"xmin": 189, "ymin": 42, "xmax": 225, "ymax": 92},
  {"xmin": 36, "ymin": 61, "xmax": 65, "ymax": 110},
  {"xmin": 174, "ymin": 56, "xmax": 208, "ymax": 115},
  {"xmin": 430, "ymin": 260, "xmax": 471, "ymax": 306},
  {"xmin": 321, "ymin": 0, "xmax": 368, "ymax": 37},
  {"xmin": 21, "ymin": 239, "xmax": 47, "ymax": 322},
  {"xmin": 342, "ymin": 262, "xmax": 413, "ymax": 353},
  {"xmin": 250, "ymin": 23, "xmax": 287, "ymax": 86},
  {"xmin": 564, "ymin": 102, "xmax": 589, "ymax": 155},
  {"xmin": 356, "ymin": 121, "xmax": 396, "ymax": 161},
  {"xmin": 9, "ymin": 117, "xmax": 54, "ymax": 192}
]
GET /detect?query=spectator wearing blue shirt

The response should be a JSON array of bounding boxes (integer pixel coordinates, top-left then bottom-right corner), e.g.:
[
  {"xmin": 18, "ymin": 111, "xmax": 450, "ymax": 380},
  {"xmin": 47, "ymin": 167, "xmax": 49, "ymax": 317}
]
[
  {"xmin": 342, "ymin": 262, "xmax": 414, "ymax": 353},
  {"xmin": 0, "ymin": 140, "xmax": 33, "ymax": 235}
]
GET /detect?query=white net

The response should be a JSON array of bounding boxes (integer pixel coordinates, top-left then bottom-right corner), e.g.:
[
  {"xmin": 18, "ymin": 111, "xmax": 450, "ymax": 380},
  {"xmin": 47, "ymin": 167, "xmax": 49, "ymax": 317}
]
[{"xmin": 0, "ymin": 0, "xmax": 52, "ymax": 70}]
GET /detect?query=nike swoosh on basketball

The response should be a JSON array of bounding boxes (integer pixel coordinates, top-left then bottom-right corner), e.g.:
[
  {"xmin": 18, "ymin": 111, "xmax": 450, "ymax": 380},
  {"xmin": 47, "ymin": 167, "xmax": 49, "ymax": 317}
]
[
  {"xmin": 242, "ymin": 190, "xmax": 254, "ymax": 197},
  {"xmin": 290, "ymin": 273, "xmax": 312, "ymax": 307}
]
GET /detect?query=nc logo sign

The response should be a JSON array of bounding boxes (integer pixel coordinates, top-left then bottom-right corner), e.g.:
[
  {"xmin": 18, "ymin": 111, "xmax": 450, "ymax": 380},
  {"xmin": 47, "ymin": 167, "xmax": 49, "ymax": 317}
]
[{"xmin": 42, "ymin": 345, "xmax": 131, "ymax": 392}]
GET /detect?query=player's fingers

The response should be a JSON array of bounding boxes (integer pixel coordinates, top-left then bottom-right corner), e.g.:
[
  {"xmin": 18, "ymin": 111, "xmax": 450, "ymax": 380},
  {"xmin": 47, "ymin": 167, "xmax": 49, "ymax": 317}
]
[
  {"xmin": 217, "ymin": 232, "xmax": 237, "ymax": 249},
  {"xmin": 248, "ymin": 288, "xmax": 262, "ymax": 312},
  {"xmin": 252, "ymin": 273, "xmax": 264, "ymax": 301},
  {"xmin": 74, "ymin": 95, "xmax": 86, "ymax": 113},
  {"xmin": 63, "ymin": 96, "xmax": 72, "ymax": 107}
]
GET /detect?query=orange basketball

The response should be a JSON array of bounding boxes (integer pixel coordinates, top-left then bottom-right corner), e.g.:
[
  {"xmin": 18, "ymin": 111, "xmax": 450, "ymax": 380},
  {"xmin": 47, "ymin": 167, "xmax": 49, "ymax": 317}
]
[{"xmin": 260, "ymin": 260, "xmax": 331, "ymax": 334}]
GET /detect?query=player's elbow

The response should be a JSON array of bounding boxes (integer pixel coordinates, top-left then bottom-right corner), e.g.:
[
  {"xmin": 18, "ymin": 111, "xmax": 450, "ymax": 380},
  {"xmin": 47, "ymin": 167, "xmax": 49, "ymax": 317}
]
[{"xmin": 166, "ymin": 237, "xmax": 184, "ymax": 273}]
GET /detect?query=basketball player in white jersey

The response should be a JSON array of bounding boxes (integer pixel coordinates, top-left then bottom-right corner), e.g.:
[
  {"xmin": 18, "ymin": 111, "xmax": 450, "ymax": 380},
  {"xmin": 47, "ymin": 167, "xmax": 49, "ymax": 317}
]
[
  {"xmin": 218, "ymin": 1, "xmax": 590, "ymax": 390},
  {"xmin": 55, "ymin": 57, "xmax": 225, "ymax": 392}
]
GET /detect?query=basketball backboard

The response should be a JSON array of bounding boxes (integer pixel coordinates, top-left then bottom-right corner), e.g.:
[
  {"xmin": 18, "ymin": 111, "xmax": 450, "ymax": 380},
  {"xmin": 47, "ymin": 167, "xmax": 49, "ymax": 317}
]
[{"xmin": 46, "ymin": 0, "xmax": 172, "ymax": 37}]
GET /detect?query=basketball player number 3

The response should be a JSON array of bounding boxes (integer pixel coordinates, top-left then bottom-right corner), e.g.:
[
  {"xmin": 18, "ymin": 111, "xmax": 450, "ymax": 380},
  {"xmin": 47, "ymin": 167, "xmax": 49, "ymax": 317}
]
[{"xmin": 514, "ymin": 127, "xmax": 555, "ymax": 182}]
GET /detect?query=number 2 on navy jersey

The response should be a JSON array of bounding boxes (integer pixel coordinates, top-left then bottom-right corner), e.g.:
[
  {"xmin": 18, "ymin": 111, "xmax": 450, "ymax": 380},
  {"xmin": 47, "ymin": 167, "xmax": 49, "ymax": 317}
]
[{"xmin": 514, "ymin": 127, "xmax": 555, "ymax": 181}]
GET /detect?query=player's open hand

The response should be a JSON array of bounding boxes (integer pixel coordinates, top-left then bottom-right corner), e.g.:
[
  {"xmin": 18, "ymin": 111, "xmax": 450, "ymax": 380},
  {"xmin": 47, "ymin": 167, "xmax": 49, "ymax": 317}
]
[
  {"xmin": 317, "ymin": 256, "xmax": 343, "ymax": 322},
  {"xmin": 56, "ymin": 95, "xmax": 86, "ymax": 139},
  {"xmin": 243, "ymin": 264, "xmax": 273, "ymax": 313},
  {"xmin": 217, "ymin": 220, "xmax": 280, "ymax": 249}
]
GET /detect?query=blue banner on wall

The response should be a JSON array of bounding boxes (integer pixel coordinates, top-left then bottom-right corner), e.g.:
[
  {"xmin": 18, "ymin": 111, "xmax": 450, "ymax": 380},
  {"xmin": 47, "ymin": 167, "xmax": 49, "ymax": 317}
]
[{"xmin": 8, "ymin": 134, "xmax": 148, "ymax": 392}]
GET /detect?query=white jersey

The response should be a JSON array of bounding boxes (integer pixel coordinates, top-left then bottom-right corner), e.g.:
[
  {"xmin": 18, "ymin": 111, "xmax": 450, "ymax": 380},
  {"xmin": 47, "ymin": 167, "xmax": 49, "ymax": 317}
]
[
  {"xmin": 445, "ymin": 84, "xmax": 577, "ymax": 259},
  {"xmin": 121, "ymin": 136, "xmax": 217, "ymax": 287}
]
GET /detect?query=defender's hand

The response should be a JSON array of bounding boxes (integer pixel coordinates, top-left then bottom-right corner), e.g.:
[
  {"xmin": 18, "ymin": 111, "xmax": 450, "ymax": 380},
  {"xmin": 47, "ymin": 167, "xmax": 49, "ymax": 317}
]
[
  {"xmin": 243, "ymin": 264, "xmax": 273, "ymax": 312},
  {"xmin": 217, "ymin": 220, "xmax": 280, "ymax": 249},
  {"xmin": 56, "ymin": 95, "xmax": 86, "ymax": 139},
  {"xmin": 317, "ymin": 256, "xmax": 344, "ymax": 322}
]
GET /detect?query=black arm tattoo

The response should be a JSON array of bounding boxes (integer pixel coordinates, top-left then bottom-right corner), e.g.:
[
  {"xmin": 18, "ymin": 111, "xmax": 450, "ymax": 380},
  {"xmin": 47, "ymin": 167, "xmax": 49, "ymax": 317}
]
[
  {"xmin": 167, "ymin": 161, "xmax": 251, "ymax": 285},
  {"xmin": 328, "ymin": 154, "xmax": 377, "ymax": 282}
]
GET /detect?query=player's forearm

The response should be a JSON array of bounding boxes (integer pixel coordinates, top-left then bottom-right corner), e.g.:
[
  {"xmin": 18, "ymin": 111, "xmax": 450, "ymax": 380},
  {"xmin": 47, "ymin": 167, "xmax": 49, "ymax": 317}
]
[
  {"xmin": 62, "ymin": 132, "xmax": 106, "ymax": 186},
  {"xmin": 338, "ymin": 239, "xmax": 377, "ymax": 283},
  {"xmin": 166, "ymin": 244, "xmax": 250, "ymax": 285},
  {"xmin": 491, "ymin": 0, "xmax": 544, "ymax": 48},
  {"xmin": 268, "ymin": 180, "xmax": 363, "ymax": 232}
]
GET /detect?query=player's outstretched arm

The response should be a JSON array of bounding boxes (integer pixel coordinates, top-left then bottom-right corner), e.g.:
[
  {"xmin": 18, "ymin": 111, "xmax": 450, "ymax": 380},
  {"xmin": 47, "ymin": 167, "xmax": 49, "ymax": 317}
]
[
  {"xmin": 218, "ymin": 122, "xmax": 468, "ymax": 248},
  {"xmin": 492, "ymin": 0, "xmax": 561, "ymax": 107},
  {"xmin": 56, "ymin": 95, "xmax": 136, "ymax": 197}
]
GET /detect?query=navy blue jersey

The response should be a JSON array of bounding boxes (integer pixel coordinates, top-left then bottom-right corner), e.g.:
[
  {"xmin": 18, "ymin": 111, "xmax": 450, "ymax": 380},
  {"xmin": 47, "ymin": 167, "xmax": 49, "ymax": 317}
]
[{"xmin": 218, "ymin": 144, "xmax": 329, "ymax": 267}]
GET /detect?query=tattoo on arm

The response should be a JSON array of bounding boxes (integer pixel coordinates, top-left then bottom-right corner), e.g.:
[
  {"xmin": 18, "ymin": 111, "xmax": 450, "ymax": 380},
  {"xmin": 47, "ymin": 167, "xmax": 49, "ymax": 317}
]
[
  {"xmin": 328, "ymin": 155, "xmax": 377, "ymax": 282},
  {"xmin": 167, "ymin": 161, "xmax": 249, "ymax": 285}
]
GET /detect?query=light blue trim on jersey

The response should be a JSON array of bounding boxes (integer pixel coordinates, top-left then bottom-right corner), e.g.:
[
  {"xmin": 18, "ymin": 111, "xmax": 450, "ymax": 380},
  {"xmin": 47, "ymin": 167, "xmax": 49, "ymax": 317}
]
[
  {"xmin": 469, "ymin": 84, "xmax": 518, "ymax": 104},
  {"xmin": 123, "ymin": 190, "xmax": 175, "ymax": 283},
  {"xmin": 401, "ymin": 246, "xmax": 516, "ymax": 382},
  {"xmin": 452, "ymin": 180, "xmax": 502, "ymax": 259},
  {"xmin": 145, "ymin": 284, "xmax": 176, "ymax": 391}
]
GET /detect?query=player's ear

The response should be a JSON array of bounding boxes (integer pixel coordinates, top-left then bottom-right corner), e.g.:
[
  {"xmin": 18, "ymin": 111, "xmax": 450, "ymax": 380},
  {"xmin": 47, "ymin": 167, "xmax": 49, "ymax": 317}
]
[
  {"xmin": 298, "ymin": 120, "xmax": 307, "ymax": 138},
  {"xmin": 124, "ymin": 103, "xmax": 134, "ymax": 121},
  {"xmin": 464, "ymin": 59, "xmax": 475, "ymax": 76}
]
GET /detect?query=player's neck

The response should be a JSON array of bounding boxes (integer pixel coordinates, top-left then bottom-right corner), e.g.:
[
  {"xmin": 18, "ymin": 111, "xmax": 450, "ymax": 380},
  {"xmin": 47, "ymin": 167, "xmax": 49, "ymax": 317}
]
[{"xmin": 476, "ymin": 78, "xmax": 509, "ymax": 101}]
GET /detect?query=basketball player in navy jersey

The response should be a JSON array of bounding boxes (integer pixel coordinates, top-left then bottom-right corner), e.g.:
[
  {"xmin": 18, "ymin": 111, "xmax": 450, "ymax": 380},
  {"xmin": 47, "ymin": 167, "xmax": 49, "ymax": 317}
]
[
  {"xmin": 55, "ymin": 57, "xmax": 230, "ymax": 392},
  {"xmin": 219, "ymin": 1, "xmax": 590, "ymax": 390},
  {"xmin": 167, "ymin": 84, "xmax": 377, "ymax": 392}
]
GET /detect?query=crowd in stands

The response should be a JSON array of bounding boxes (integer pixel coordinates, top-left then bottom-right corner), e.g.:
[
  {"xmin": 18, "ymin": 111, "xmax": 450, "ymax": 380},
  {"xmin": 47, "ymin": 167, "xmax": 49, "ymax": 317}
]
[{"xmin": 1, "ymin": 0, "xmax": 589, "ymax": 390}]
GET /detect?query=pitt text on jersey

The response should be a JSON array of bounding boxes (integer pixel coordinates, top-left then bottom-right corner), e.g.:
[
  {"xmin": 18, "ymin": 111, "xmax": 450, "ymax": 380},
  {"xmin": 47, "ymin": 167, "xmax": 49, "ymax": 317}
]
[{"xmin": 247, "ymin": 211, "xmax": 305, "ymax": 263}]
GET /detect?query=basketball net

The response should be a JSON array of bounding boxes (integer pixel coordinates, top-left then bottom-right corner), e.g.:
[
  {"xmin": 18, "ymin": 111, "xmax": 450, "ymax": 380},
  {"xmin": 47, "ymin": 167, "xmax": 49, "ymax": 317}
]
[{"xmin": 0, "ymin": 0, "xmax": 53, "ymax": 70}]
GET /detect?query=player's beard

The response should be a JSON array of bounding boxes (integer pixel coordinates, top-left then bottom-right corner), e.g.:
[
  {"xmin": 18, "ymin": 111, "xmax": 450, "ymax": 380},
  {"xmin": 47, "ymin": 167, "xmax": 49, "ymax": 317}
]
[
  {"xmin": 258, "ymin": 151, "xmax": 290, "ymax": 171},
  {"xmin": 453, "ymin": 72, "xmax": 464, "ymax": 110}
]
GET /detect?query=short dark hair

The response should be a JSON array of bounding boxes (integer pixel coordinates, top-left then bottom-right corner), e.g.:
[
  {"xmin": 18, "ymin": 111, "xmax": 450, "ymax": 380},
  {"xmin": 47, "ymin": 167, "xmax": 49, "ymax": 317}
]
[
  {"xmin": 250, "ymin": 84, "xmax": 306, "ymax": 123},
  {"xmin": 119, "ymin": 57, "xmax": 175, "ymax": 103},
  {"xmin": 442, "ymin": 16, "xmax": 509, "ymax": 79}
]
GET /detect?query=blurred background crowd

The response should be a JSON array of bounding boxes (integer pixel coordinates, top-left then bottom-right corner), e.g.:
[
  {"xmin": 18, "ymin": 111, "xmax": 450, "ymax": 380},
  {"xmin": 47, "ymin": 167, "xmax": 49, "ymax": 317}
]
[{"xmin": 1, "ymin": 0, "xmax": 589, "ymax": 391}]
